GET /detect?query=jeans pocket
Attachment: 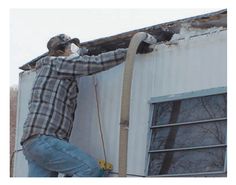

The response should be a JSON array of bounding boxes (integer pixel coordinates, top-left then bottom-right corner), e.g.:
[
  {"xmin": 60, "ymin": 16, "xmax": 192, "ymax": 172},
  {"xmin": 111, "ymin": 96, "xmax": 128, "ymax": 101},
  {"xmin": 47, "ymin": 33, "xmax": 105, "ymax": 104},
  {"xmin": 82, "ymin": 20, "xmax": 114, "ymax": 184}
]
[
  {"xmin": 23, "ymin": 136, "xmax": 53, "ymax": 163},
  {"xmin": 23, "ymin": 135, "xmax": 40, "ymax": 150},
  {"xmin": 23, "ymin": 135, "xmax": 48, "ymax": 154}
]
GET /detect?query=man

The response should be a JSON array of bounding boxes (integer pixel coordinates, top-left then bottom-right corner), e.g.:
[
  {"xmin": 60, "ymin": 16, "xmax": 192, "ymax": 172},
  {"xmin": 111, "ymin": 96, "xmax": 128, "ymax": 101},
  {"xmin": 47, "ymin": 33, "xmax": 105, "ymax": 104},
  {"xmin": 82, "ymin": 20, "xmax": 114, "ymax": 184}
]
[{"xmin": 21, "ymin": 34, "xmax": 127, "ymax": 177}]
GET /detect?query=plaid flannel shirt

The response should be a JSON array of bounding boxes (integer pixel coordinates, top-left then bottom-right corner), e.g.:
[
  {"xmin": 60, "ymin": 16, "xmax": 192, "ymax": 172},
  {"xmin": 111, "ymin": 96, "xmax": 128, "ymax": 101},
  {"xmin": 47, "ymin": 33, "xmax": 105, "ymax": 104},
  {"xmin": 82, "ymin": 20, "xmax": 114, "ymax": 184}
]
[{"xmin": 21, "ymin": 48, "xmax": 127, "ymax": 145}]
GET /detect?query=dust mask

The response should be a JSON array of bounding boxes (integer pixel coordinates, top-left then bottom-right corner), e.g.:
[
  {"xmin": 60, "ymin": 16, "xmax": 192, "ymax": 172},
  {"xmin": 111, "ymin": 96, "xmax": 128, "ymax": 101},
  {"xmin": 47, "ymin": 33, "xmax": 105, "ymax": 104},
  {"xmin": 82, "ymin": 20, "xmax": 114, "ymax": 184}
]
[
  {"xmin": 70, "ymin": 43, "xmax": 89, "ymax": 56},
  {"xmin": 71, "ymin": 43, "xmax": 80, "ymax": 54}
]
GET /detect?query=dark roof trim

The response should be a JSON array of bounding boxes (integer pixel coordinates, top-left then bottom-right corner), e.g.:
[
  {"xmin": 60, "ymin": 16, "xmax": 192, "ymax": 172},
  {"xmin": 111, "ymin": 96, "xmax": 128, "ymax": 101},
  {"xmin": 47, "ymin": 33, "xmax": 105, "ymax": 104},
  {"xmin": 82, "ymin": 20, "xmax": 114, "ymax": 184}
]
[{"xmin": 20, "ymin": 9, "xmax": 226, "ymax": 71}]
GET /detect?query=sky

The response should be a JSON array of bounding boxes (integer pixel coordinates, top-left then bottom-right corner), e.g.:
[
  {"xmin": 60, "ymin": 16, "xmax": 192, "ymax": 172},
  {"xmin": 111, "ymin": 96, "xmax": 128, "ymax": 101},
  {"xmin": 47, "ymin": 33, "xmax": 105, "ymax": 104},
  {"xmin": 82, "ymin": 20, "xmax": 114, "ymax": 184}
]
[{"xmin": 10, "ymin": 8, "xmax": 220, "ymax": 86}]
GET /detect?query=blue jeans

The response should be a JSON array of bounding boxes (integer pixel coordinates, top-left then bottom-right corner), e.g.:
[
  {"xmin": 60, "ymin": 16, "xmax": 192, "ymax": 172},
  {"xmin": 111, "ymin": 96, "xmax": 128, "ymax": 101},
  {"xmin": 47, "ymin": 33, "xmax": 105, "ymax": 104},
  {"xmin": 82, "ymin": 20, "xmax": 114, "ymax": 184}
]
[{"xmin": 22, "ymin": 135, "xmax": 102, "ymax": 177}]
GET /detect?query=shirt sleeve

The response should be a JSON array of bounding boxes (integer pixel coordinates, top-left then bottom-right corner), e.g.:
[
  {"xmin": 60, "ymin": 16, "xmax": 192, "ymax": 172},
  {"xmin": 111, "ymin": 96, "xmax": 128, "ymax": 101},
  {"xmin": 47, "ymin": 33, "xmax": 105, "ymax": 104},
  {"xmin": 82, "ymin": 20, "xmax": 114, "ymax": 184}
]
[{"xmin": 51, "ymin": 48, "xmax": 127, "ymax": 76}]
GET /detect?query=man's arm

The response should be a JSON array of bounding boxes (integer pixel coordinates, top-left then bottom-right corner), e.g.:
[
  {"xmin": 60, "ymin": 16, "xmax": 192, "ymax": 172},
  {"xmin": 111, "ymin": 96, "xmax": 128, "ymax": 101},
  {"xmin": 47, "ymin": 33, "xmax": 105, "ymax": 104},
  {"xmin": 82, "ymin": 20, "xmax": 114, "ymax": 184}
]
[{"xmin": 51, "ymin": 48, "xmax": 127, "ymax": 76}]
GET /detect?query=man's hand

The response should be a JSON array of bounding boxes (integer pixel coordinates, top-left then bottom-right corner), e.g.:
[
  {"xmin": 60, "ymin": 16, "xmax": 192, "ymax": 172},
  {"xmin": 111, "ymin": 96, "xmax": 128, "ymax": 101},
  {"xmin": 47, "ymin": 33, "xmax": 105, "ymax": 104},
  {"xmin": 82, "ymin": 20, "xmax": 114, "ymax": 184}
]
[
  {"xmin": 136, "ymin": 42, "xmax": 153, "ymax": 54},
  {"xmin": 79, "ymin": 47, "xmax": 89, "ymax": 55}
]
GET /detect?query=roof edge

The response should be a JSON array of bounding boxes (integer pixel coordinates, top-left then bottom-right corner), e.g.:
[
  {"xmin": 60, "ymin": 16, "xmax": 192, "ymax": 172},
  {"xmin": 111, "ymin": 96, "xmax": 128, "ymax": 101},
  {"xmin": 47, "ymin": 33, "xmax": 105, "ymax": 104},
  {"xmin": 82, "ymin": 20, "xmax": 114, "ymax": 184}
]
[{"xmin": 19, "ymin": 9, "xmax": 227, "ymax": 71}]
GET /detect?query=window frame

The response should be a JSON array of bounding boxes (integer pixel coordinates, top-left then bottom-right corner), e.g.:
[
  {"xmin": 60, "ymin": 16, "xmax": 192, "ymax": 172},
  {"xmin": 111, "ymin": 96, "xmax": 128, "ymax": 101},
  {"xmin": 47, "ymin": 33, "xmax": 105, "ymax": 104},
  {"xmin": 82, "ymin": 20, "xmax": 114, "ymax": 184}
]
[{"xmin": 145, "ymin": 87, "xmax": 227, "ymax": 177}]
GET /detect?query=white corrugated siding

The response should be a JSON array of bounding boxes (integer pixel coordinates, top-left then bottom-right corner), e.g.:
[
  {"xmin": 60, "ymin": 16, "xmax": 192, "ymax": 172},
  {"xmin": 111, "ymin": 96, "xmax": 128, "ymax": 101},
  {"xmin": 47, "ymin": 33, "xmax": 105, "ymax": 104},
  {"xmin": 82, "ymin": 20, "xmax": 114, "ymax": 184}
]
[
  {"xmin": 14, "ymin": 71, "xmax": 36, "ymax": 176},
  {"xmin": 14, "ymin": 29, "xmax": 226, "ymax": 177}
]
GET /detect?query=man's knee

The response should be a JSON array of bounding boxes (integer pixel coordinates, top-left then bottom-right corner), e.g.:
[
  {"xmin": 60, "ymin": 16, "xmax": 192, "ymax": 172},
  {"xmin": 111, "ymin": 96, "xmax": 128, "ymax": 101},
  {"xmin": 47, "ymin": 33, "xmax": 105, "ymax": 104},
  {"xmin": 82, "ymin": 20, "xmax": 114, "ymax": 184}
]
[
  {"xmin": 73, "ymin": 159, "xmax": 101, "ymax": 177},
  {"xmin": 72, "ymin": 166, "xmax": 101, "ymax": 177},
  {"xmin": 90, "ymin": 166, "xmax": 102, "ymax": 177}
]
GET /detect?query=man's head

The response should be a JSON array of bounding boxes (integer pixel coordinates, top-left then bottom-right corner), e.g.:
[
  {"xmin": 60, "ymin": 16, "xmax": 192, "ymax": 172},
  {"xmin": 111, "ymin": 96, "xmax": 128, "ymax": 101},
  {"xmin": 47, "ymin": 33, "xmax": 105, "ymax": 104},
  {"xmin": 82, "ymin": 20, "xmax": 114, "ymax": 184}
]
[{"xmin": 47, "ymin": 34, "xmax": 80, "ymax": 56}]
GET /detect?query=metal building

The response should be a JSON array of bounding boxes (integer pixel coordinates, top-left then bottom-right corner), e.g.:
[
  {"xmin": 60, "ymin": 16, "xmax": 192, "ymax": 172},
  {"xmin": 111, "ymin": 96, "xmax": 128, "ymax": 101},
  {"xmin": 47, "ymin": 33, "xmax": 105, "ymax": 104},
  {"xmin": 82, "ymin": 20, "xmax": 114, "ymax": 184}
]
[{"xmin": 13, "ymin": 9, "xmax": 227, "ymax": 177}]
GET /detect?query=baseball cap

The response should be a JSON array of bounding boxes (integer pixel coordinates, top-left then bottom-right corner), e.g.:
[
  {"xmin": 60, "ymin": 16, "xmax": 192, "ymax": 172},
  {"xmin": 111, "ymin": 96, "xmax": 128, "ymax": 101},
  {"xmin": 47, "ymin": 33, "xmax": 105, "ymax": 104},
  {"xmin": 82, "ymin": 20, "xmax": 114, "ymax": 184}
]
[{"xmin": 47, "ymin": 34, "xmax": 80, "ymax": 52}]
